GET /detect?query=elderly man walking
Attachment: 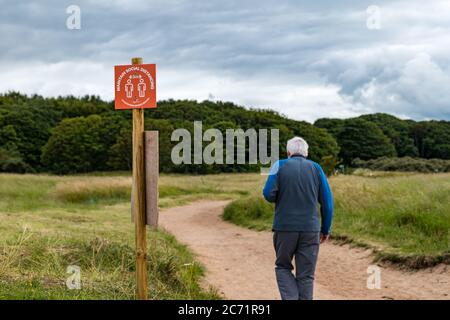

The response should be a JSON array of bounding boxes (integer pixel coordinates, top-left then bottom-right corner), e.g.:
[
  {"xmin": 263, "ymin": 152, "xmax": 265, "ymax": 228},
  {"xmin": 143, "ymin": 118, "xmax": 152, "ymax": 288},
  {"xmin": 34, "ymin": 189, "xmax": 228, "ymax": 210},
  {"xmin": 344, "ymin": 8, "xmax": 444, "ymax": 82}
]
[{"xmin": 263, "ymin": 137, "xmax": 334, "ymax": 300}]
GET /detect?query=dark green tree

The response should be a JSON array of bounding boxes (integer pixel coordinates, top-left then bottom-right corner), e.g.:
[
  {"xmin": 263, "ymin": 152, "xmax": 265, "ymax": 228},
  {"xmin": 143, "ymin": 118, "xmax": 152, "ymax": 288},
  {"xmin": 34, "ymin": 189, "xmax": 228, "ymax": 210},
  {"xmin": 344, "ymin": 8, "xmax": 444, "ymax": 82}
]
[
  {"xmin": 358, "ymin": 113, "xmax": 418, "ymax": 157},
  {"xmin": 41, "ymin": 115, "xmax": 126, "ymax": 174},
  {"xmin": 107, "ymin": 125, "xmax": 132, "ymax": 171},
  {"xmin": 2, "ymin": 91, "xmax": 449, "ymax": 174},
  {"xmin": 336, "ymin": 119, "xmax": 396, "ymax": 164},
  {"xmin": 412, "ymin": 121, "xmax": 450, "ymax": 159},
  {"xmin": 0, "ymin": 124, "xmax": 33, "ymax": 172},
  {"xmin": 314, "ymin": 118, "xmax": 345, "ymax": 137}
]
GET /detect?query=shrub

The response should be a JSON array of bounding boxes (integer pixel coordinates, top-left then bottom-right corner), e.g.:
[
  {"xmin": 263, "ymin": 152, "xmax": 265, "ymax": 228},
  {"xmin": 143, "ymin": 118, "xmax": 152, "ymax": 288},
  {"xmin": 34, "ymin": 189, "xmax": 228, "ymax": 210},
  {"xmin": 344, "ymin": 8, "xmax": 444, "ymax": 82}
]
[
  {"xmin": 353, "ymin": 157, "xmax": 450, "ymax": 173},
  {"xmin": 0, "ymin": 147, "xmax": 34, "ymax": 173},
  {"xmin": 320, "ymin": 155, "xmax": 339, "ymax": 176},
  {"xmin": 222, "ymin": 197, "xmax": 273, "ymax": 230}
]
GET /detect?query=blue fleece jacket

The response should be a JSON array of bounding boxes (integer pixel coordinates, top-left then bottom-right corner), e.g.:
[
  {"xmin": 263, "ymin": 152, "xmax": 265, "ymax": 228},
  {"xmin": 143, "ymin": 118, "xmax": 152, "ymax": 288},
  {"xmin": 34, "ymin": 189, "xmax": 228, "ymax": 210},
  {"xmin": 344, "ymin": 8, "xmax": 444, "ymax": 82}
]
[{"xmin": 262, "ymin": 155, "xmax": 334, "ymax": 235}]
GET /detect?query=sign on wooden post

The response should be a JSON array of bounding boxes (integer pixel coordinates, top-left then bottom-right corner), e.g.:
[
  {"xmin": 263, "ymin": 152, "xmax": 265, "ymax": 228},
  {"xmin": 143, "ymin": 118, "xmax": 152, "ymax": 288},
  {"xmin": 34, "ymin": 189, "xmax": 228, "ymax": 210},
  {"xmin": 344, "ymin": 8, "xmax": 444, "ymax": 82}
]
[
  {"xmin": 114, "ymin": 63, "xmax": 156, "ymax": 109},
  {"xmin": 114, "ymin": 57, "xmax": 158, "ymax": 301}
]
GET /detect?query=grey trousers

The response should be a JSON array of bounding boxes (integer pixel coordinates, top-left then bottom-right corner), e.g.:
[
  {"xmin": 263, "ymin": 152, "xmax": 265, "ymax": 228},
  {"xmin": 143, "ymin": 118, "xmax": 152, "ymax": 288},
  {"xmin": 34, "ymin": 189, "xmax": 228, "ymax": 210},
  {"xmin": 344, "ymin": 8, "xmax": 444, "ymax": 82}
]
[{"xmin": 273, "ymin": 231, "xmax": 320, "ymax": 300}]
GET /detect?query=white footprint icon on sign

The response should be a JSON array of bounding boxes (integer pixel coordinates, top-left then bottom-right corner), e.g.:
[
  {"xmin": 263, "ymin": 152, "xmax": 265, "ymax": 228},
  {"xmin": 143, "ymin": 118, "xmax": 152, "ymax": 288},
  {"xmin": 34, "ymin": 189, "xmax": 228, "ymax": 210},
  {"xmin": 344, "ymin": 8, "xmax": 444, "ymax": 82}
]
[
  {"xmin": 125, "ymin": 79, "xmax": 134, "ymax": 98},
  {"xmin": 138, "ymin": 79, "xmax": 146, "ymax": 98}
]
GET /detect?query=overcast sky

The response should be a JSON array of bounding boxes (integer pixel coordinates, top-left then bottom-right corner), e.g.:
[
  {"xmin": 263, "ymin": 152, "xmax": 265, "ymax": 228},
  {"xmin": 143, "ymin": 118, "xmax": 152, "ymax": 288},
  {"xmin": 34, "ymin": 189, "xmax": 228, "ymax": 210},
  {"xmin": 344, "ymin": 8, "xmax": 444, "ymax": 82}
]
[{"xmin": 0, "ymin": 0, "xmax": 449, "ymax": 122}]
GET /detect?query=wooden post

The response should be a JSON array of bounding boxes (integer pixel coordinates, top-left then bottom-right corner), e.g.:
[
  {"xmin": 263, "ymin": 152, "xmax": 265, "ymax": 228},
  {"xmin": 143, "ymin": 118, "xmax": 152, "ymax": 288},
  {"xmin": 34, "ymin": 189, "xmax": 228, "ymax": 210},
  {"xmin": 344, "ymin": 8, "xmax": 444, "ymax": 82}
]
[
  {"xmin": 145, "ymin": 131, "xmax": 159, "ymax": 227},
  {"xmin": 131, "ymin": 57, "xmax": 148, "ymax": 300}
]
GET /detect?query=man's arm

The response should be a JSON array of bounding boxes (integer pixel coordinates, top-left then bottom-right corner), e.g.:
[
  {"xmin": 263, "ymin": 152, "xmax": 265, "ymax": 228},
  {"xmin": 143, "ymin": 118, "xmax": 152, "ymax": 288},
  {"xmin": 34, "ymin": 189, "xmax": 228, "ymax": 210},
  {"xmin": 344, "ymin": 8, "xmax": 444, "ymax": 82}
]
[
  {"xmin": 262, "ymin": 160, "xmax": 281, "ymax": 202},
  {"xmin": 313, "ymin": 163, "xmax": 334, "ymax": 236}
]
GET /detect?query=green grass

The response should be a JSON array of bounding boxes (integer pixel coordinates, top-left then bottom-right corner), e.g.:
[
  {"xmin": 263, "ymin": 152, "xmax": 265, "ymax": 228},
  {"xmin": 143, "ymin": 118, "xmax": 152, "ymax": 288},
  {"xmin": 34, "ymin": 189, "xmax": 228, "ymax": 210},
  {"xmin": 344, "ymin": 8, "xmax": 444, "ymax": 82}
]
[
  {"xmin": 223, "ymin": 173, "xmax": 450, "ymax": 269},
  {"xmin": 2, "ymin": 171, "xmax": 449, "ymax": 300},
  {"xmin": 0, "ymin": 173, "xmax": 237, "ymax": 300},
  {"xmin": 49, "ymin": 174, "xmax": 250, "ymax": 207},
  {"xmin": 0, "ymin": 172, "xmax": 261, "ymax": 299},
  {"xmin": 0, "ymin": 229, "xmax": 219, "ymax": 299}
]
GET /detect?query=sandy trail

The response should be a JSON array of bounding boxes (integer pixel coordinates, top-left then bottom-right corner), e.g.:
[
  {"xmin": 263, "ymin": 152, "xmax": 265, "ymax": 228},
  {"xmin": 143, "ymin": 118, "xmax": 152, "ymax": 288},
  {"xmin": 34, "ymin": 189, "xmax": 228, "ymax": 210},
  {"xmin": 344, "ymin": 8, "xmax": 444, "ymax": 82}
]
[{"xmin": 159, "ymin": 200, "xmax": 449, "ymax": 300}]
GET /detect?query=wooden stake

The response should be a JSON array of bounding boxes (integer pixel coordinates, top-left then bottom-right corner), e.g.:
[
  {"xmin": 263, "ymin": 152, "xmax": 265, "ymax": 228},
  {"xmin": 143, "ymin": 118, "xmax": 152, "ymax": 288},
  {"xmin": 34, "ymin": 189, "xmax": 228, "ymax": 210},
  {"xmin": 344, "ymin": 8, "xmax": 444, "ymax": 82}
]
[
  {"xmin": 132, "ymin": 57, "xmax": 148, "ymax": 300},
  {"xmin": 145, "ymin": 131, "xmax": 159, "ymax": 227}
]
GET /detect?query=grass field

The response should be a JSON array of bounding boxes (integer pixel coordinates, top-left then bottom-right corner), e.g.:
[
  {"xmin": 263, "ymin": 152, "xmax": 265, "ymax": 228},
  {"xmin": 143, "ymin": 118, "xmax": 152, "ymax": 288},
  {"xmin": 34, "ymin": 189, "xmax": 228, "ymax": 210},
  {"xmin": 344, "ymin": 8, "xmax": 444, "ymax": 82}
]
[
  {"xmin": 1, "ymin": 171, "xmax": 449, "ymax": 299},
  {"xmin": 0, "ymin": 173, "xmax": 253, "ymax": 299},
  {"xmin": 223, "ymin": 172, "xmax": 450, "ymax": 268}
]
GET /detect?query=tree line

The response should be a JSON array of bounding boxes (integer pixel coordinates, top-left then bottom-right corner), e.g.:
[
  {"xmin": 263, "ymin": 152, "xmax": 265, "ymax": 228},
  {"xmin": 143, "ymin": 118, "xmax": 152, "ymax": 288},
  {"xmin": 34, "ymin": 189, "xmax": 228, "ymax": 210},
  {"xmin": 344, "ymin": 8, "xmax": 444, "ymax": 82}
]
[
  {"xmin": 0, "ymin": 92, "xmax": 449, "ymax": 174},
  {"xmin": 314, "ymin": 114, "xmax": 450, "ymax": 164}
]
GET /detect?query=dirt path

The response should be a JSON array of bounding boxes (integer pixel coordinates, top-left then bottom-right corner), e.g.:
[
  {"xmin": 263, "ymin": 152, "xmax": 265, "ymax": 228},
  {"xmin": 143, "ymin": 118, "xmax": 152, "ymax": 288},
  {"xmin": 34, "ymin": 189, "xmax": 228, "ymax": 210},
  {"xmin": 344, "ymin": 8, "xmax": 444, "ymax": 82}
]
[{"xmin": 159, "ymin": 200, "xmax": 449, "ymax": 300}]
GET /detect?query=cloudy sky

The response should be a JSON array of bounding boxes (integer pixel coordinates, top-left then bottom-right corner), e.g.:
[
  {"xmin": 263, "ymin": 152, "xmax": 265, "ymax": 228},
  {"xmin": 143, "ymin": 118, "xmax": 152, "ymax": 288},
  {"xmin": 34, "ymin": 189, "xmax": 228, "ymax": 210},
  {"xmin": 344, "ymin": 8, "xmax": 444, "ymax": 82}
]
[{"xmin": 0, "ymin": 0, "xmax": 449, "ymax": 122}]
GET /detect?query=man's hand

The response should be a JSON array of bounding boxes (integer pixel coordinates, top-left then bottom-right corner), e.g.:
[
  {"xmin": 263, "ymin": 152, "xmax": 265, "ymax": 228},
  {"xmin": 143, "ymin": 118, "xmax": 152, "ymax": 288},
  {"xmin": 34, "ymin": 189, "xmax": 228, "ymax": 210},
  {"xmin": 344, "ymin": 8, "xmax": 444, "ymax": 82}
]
[{"xmin": 320, "ymin": 233, "xmax": 329, "ymax": 244}]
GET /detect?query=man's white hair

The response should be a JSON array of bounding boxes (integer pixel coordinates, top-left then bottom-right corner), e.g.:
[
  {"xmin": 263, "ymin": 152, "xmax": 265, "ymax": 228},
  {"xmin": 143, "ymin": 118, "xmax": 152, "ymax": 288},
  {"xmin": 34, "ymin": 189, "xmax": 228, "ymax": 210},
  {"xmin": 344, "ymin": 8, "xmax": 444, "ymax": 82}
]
[{"xmin": 287, "ymin": 136, "xmax": 309, "ymax": 157}]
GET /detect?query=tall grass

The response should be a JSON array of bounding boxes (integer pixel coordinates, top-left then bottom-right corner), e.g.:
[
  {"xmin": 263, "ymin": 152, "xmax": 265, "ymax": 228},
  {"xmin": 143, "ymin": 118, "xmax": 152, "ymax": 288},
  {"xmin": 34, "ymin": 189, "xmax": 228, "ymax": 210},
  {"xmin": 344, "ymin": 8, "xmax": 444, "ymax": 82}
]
[
  {"xmin": 0, "ymin": 173, "xmax": 224, "ymax": 299},
  {"xmin": 53, "ymin": 178, "xmax": 132, "ymax": 203},
  {"xmin": 3, "ymin": 170, "xmax": 447, "ymax": 299},
  {"xmin": 0, "ymin": 229, "xmax": 219, "ymax": 299},
  {"xmin": 51, "ymin": 174, "xmax": 252, "ymax": 205}
]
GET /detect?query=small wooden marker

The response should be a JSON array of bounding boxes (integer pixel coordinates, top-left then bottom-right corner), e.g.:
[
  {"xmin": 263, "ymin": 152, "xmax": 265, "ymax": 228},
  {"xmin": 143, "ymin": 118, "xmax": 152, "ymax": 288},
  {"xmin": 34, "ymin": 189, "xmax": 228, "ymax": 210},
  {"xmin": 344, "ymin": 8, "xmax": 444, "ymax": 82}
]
[{"xmin": 145, "ymin": 131, "xmax": 159, "ymax": 227}]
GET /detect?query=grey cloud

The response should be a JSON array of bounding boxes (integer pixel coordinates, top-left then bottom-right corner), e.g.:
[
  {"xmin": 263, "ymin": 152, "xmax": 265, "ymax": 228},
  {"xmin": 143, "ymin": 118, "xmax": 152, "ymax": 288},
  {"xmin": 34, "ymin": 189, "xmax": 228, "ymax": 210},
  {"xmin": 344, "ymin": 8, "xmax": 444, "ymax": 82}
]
[{"xmin": 0, "ymin": 0, "xmax": 449, "ymax": 120}]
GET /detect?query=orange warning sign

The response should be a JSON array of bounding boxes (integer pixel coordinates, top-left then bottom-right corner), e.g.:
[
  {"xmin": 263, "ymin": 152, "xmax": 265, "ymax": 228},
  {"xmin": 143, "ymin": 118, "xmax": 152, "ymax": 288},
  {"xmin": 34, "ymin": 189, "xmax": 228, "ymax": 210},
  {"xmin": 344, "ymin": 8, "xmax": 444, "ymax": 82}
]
[{"xmin": 114, "ymin": 64, "xmax": 156, "ymax": 109}]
